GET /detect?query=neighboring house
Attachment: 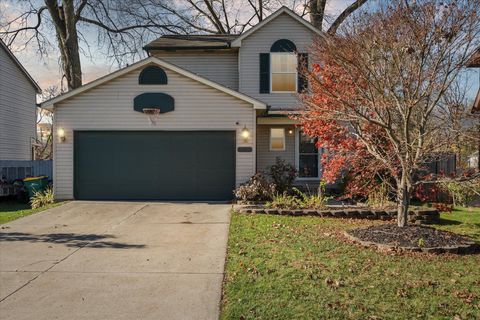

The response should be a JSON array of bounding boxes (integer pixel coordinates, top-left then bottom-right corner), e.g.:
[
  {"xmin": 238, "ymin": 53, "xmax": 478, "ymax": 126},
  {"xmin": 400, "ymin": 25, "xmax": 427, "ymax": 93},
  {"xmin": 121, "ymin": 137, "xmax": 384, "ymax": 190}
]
[
  {"xmin": 467, "ymin": 47, "xmax": 480, "ymax": 171},
  {"xmin": 467, "ymin": 151, "xmax": 479, "ymax": 170},
  {"xmin": 467, "ymin": 48, "xmax": 480, "ymax": 113},
  {"xmin": 0, "ymin": 39, "xmax": 41, "ymax": 160},
  {"xmin": 42, "ymin": 7, "xmax": 324, "ymax": 200}
]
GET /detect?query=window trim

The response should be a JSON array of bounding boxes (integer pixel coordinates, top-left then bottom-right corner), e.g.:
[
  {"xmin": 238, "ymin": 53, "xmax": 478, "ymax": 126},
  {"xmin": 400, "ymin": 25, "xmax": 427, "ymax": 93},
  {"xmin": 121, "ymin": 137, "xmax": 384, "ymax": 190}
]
[
  {"xmin": 269, "ymin": 127, "xmax": 286, "ymax": 151},
  {"xmin": 295, "ymin": 129, "xmax": 321, "ymax": 180},
  {"xmin": 270, "ymin": 52, "xmax": 298, "ymax": 93}
]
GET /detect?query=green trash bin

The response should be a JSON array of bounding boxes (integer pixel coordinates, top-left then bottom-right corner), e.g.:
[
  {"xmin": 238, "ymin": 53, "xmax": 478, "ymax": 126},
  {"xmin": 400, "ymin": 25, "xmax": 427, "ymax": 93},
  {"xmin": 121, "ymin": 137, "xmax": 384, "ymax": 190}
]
[{"xmin": 23, "ymin": 176, "xmax": 49, "ymax": 198}]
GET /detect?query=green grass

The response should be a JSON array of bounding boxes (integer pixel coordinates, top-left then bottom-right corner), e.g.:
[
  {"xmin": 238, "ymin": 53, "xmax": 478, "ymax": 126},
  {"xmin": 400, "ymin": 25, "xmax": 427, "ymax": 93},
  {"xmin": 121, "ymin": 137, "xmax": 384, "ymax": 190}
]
[
  {"xmin": 0, "ymin": 201, "xmax": 64, "ymax": 224},
  {"xmin": 433, "ymin": 207, "xmax": 480, "ymax": 242},
  {"xmin": 221, "ymin": 209, "xmax": 480, "ymax": 320}
]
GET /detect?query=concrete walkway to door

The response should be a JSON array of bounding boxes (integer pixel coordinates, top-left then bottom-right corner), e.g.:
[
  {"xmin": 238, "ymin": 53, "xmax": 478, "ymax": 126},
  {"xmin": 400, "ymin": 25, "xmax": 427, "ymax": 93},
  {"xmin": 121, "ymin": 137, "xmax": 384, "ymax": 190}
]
[{"xmin": 0, "ymin": 201, "xmax": 231, "ymax": 320}]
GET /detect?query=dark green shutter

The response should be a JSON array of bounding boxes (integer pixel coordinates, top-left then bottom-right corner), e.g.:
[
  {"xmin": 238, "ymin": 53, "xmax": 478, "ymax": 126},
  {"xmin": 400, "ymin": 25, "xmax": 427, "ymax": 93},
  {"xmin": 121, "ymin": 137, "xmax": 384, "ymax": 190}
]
[
  {"xmin": 259, "ymin": 53, "xmax": 270, "ymax": 94},
  {"xmin": 298, "ymin": 53, "xmax": 308, "ymax": 93}
]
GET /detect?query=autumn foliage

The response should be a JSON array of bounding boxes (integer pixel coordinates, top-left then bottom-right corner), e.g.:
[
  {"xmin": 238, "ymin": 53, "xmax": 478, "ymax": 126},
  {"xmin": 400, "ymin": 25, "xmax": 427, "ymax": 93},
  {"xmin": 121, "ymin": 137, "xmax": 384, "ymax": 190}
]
[{"xmin": 295, "ymin": 0, "xmax": 480, "ymax": 226}]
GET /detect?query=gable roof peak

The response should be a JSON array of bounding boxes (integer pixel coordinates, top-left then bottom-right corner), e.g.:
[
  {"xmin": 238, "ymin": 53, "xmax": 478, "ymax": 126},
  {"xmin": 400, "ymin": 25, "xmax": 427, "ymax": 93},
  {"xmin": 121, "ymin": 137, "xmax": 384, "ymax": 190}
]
[
  {"xmin": 41, "ymin": 56, "xmax": 266, "ymax": 110},
  {"xmin": 231, "ymin": 6, "xmax": 324, "ymax": 47}
]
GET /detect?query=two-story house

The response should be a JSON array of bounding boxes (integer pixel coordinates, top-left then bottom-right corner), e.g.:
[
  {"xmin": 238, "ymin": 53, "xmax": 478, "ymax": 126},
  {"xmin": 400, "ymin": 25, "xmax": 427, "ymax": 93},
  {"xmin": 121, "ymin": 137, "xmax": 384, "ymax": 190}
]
[
  {"xmin": 42, "ymin": 7, "xmax": 323, "ymax": 200},
  {"xmin": 0, "ymin": 39, "xmax": 41, "ymax": 161}
]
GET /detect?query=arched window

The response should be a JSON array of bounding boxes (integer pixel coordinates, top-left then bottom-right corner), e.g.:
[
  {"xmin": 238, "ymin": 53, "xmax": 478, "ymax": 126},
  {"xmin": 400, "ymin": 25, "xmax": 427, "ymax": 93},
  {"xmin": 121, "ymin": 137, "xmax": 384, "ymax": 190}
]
[
  {"xmin": 269, "ymin": 39, "xmax": 297, "ymax": 92},
  {"xmin": 270, "ymin": 39, "xmax": 297, "ymax": 52},
  {"xmin": 138, "ymin": 65, "xmax": 168, "ymax": 85}
]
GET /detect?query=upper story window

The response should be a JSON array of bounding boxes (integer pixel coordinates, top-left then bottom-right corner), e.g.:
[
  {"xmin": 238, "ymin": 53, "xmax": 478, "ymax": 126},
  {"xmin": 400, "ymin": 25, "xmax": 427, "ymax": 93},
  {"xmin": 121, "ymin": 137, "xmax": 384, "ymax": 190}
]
[
  {"xmin": 271, "ymin": 53, "xmax": 297, "ymax": 92},
  {"xmin": 260, "ymin": 39, "xmax": 302, "ymax": 94}
]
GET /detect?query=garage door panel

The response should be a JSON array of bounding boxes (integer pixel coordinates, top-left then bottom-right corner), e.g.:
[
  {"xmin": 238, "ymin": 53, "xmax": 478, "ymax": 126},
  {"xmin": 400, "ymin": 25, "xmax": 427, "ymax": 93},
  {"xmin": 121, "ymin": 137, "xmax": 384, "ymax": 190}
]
[{"xmin": 74, "ymin": 131, "xmax": 235, "ymax": 200}]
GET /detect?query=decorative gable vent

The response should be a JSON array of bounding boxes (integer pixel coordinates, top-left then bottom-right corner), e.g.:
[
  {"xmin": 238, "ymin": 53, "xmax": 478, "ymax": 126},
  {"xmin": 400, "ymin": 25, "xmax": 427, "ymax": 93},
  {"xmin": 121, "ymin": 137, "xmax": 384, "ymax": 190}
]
[
  {"xmin": 270, "ymin": 39, "xmax": 297, "ymax": 52},
  {"xmin": 139, "ymin": 65, "xmax": 168, "ymax": 85}
]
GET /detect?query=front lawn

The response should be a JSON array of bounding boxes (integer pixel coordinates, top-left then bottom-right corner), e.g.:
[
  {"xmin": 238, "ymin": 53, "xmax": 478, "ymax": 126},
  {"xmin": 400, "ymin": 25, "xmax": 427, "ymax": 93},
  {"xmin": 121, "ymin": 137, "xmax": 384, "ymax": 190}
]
[
  {"xmin": 0, "ymin": 201, "xmax": 63, "ymax": 224},
  {"xmin": 221, "ymin": 209, "xmax": 480, "ymax": 320},
  {"xmin": 433, "ymin": 207, "xmax": 480, "ymax": 242}
]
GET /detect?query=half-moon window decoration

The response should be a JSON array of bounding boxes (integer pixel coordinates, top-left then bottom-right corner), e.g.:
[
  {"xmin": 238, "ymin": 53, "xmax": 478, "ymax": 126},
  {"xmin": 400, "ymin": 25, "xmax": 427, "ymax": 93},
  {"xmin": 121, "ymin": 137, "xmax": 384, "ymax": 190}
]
[
  {"xmin": 133, "ymin": 93, "xmax": 175, "ymax": 113},
  {"xmin": 138, "ymin": 66, "xmax": 168, "ymax": 85},
  {"xmin": 270, "ymin": 39, "xmax": 297, "ymax": 52}
]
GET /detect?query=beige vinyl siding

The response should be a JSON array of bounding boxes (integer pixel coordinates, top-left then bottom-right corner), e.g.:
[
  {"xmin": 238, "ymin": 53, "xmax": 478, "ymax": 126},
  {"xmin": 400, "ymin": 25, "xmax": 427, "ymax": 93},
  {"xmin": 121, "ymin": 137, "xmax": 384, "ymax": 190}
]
[
  {"xmin": 149, "ymin": 51, "xmax": 238, "ymax": 90},
  {"xmin": 238, "ymin": 13, "xmax": 314, "ymax": 108},
  {"xmin": 53, "ymin": 64, "xmax": 255, "ymax": 200},
  {"xmin": 0, "ymin": 46, "xmax": 36, "ymax": 160},
  {"xmin": 256, "ymin": 124, "xmax": 295, "ymax": 172}
]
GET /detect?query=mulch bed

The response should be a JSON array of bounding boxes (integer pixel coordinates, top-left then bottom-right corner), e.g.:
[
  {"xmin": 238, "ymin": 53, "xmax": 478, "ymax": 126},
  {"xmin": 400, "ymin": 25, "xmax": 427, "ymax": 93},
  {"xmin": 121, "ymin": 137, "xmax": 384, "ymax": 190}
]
[{"xmin": 345, "ymin": 224, "xmax": 478, "ymax": 254}]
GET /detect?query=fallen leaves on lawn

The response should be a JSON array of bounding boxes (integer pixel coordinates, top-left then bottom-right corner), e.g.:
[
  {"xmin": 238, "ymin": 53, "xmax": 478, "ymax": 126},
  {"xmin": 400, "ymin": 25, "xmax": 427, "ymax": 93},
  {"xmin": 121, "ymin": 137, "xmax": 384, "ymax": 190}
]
[
  {"xmin": 453, "ymin": 289, "xmax": 478, "ymax": 304},
  {"xmin": 325, "ymin": 277, "xmax": 344, "ymax": 289}
]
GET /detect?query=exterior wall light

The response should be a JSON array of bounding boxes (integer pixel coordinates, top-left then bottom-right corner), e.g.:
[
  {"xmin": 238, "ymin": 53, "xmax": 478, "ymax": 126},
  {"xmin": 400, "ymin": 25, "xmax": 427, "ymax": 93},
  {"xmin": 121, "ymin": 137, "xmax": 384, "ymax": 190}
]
[
  {"xmin": 57, "ymin": 128, "xmax": 66, "ymax": 142},
  {"xmin": 288, "ymin": 128, "xmax": 294, "ymax": 135},
  {"xmin": 241, "ymin": 125, "xmax": 250, "ymax": 142}
]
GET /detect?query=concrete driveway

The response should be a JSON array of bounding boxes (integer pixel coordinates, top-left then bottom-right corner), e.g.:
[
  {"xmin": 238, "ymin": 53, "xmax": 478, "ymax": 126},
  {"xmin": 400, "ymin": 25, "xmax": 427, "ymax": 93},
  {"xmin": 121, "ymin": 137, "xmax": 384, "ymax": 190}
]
[{"xmin": 0, "ymin": 201, "xmax": 231, "ymax": 320}]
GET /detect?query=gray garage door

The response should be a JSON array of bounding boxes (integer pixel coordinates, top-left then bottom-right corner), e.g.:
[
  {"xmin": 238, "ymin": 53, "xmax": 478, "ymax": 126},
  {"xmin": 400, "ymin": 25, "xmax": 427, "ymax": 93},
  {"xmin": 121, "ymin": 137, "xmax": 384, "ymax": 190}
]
[{"xmin": 74, "ymin": 131, "xmax": 236, "ymax": 200}]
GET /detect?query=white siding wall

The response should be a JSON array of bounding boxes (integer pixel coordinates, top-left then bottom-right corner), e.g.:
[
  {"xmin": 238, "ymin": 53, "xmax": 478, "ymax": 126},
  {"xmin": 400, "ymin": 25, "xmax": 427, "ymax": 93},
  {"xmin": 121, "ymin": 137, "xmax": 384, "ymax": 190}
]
[
  {"xmin": 238, "ymin": 13, "xmax": 314, "ymax": 108},
  {"xmin": 150, "ymin": 51, "xmax": 239, "ymax": 90},
  {"xmin": 0, "ymin": 46, "xmax": 36, "ymax": 160},
  {"xmin": 256, "ymin": 124, "xmax": 296, "ymax": 172},
  {"xmin": 53, "ymin": 64, "xmax": 255, "ymax": 199}
]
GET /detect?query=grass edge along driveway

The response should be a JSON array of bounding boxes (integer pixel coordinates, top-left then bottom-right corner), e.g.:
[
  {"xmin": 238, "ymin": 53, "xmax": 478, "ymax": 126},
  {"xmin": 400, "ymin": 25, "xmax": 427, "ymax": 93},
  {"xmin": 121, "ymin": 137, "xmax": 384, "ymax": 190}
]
[{"xmin": 0, "ymin": 201, "xmax": 64, "ymax": 224}]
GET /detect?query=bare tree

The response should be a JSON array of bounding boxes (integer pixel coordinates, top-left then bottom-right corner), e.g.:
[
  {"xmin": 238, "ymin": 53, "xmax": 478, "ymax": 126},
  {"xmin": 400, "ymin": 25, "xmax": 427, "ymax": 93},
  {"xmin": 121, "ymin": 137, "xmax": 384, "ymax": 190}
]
[
  {"xmin": 168, "ymin": 0, "xmax": 370, "ymax": 34},
  {"xmin": 0, "ymin": 0, "xmax": 189, "ymax": 90},
  {"xmin": 0, "ymin": 0, "xmax": 368, "ymax": 91},
  {"xmin": 35, "ymin": 86, "xmax": 60, "ymax": 160},
  {"xmin": 297, "ymin": 0, "xmax": 480, "ymax": 227},
  {"xmin": 308, "ymin": 0, "xmax": 368, "ymax": 33}
]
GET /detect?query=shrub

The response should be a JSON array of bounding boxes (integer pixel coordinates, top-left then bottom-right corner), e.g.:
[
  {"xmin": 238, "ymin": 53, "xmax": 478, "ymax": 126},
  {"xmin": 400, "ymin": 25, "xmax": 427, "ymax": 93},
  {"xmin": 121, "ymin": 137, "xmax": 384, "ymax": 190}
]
[
  {"xmin": 294, "ymin": 188, "xmax": 329, "ymax": 209},
  {"xmin": 266, "ymin": 188, "xmax": 329, "ymax": 210},
  {"xmin": 30, "ymin": 187, "xmax": 55, "ymax": 209},
  {"xmin": 265, "ymin": 193, "xmax": 300, "ymax": 209},
  {"xmin": 432, "ymin": 202, "xmax": 453, "ymax": 213},
  {"xmin": 268, "ymin": 157, "xmax": 297, "ymax": 194},
  {"xmin": 366, "ymin": 182, "xmax": 394, "ymax": 208},
  {"xmin": 440, "ymin": 178, "xmax": 480, "ymax": 207},
  {"xmin": 234, "ymin": 174, "xmax": 276, "ymax": 203}
]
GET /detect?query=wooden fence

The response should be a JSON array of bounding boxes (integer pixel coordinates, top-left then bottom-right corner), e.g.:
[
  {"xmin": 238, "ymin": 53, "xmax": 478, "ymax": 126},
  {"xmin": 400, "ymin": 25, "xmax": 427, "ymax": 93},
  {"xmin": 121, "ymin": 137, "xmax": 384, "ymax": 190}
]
[{"xmin": 0, "ymin": 160, "xmax": 53, "ymax": 182}]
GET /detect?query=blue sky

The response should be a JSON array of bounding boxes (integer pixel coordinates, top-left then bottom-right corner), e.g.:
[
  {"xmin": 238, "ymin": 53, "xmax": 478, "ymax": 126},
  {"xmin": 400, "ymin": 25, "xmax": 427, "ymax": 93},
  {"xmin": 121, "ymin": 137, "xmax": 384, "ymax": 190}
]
[{"xmin": 1, "ymin": 0, "xmax": 478, "ymax": 102}]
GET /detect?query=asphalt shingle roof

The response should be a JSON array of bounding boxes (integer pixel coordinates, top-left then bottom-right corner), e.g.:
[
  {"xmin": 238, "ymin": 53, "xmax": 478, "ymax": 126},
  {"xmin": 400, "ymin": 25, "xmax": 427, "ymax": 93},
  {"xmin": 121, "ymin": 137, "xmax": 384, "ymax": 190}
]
[{"xmin": 144, "ymin": 34, "xmax": 239, "ymax": 51}]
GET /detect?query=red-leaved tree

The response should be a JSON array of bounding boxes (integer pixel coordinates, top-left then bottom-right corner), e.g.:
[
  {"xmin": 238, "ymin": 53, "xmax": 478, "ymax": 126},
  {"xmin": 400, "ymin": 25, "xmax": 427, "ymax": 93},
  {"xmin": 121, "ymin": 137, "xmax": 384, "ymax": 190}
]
[{"xmin": 296, "ymin": 0, "xmax": 480, "ymax": 227}]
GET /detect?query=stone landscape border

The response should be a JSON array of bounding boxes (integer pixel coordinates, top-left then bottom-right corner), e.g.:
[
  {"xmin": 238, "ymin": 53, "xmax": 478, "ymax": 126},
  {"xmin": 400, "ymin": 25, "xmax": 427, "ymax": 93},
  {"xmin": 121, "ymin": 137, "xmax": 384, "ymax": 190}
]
[
  {"xmin": 343, "ymin": 231, "xmax": 478, "ymax": 254},
  {"xmin": 234, "ymin": 205, "xmax": 440, "ymax": 225}
]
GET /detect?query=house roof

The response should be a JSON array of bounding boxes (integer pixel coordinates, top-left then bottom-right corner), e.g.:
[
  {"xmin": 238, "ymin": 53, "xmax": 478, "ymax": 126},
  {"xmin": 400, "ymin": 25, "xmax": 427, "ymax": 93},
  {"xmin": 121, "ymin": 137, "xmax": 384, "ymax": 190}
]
[
  {"xmin": 230, "ymin": 6, "xmax": 324, "ymax": 47},
  {"xmin": 40, "ymin": 56, "xmax": 267, "ymax": 110},
  {"xmin": 144, "ymin": 34, "xmax": 239, "ymax": 51},
  {"xmin": 467, "ymin": 47, "xmax": 480, "ymax": 68},
  {"xmin": 0, "ymin": 39, "xmax": 41, "ymax": 93},
  {"xmin": 143, "ymin": 6, "xmax": 322, "ymax": 52},
  {"xmin": 472, "ymin": 89, "xmax": 480, "ymax": 114}
]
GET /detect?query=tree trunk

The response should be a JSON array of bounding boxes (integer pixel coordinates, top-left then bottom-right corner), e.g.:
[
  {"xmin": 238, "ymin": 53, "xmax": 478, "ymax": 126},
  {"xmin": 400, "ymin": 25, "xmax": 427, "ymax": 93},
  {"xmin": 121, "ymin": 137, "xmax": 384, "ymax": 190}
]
[
  {"xmin": 309, "ymin": 0, "xmax": 326, "ymax": 30},
  {"xmin": 45, "ymin": 0, "xmax": 83, "ymax": 90},
  {"xmin": 396, "ymin": 175, "xmax": 410, "ymax": 227},
  {"xmin": 62, "ymin": 36, "xmax": 82, "ymax": 90}
]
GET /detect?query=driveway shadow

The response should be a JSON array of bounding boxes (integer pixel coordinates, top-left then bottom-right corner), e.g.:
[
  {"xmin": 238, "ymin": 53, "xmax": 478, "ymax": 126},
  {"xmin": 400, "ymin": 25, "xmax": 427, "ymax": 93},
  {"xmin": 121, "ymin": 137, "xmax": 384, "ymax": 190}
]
[{"xmin": 0, "ymin": 232, "xmax": 146, "ymax": 249}]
